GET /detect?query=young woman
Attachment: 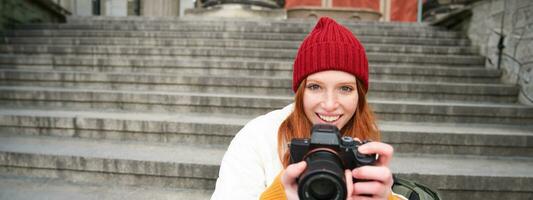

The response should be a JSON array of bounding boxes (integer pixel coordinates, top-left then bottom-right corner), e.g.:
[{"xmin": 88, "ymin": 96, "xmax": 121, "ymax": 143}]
[{"xmin": 211, "ymin": 17, "xmax": 405, "ymax": 200}]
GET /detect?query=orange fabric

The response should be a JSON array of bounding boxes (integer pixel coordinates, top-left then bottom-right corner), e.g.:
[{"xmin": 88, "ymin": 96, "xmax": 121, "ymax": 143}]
[
  {"xmin": 390, "ymin": 192, "xmax": 405, "ymax": 200},
  {"xmin": 391, "ymin": 0, "xmax": 418, "ymax": 22},
  {"xmin": 260, "ymin": 173, "xmax": 287, "ymax": 200}
]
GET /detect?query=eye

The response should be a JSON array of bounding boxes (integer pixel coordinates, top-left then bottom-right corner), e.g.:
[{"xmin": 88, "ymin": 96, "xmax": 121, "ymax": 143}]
[
  {"xmin": 339, "ymin": 86, "xmax": 354, "ymax": 93},
  {"xmin": 306, "ymin": 83, "xmax": 321, "ymax": 91}
]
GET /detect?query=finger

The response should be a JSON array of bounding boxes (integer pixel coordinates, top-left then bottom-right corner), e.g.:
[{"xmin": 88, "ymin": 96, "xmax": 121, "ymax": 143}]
[
  {"xmin": 282, "ymin": 161, "xmax": 307, "ymax": 185},
  {"xmin": 352, "ymin": 166, "xmax": 393, "ymax": 185},
  {"xmin": 352, "ymin": 181, "xmax": 387, "ymax": 198},
  {"xmin": 358, "ymin": 142, "xmax": 394, "ymax": 166},
  {"xmin": 351, "ymin": 195, "xmax": 377, "ymax": 200},
  {"xmin": 345, "ymin": 169, "xmax": 354, "ymax": 198}
]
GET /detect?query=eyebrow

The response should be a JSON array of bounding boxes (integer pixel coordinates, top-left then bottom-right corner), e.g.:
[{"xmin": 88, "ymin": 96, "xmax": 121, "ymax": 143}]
[
  {"xmin": 306, "ymin": 79, "xmax": 356, "ymax": 85},
  {"xmin": 336, "ymin": 81, "xmax": 357, "ymax": 85}
]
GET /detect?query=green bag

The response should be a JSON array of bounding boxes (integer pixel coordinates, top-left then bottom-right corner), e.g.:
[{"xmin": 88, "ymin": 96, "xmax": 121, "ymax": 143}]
[{"xmin": 392, "ymin": 176, "xmax": 441, "ymax": 200}]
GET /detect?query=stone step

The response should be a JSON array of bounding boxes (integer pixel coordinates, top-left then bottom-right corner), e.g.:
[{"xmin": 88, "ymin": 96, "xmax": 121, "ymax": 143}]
[
  {"xmin": 0, "ymin": 36, "xmax": 471, "ymax": 47},
  {"xmin": 3, "ymin": 30, "xmax": 471, "ymax": 45},
  {"xmin": 392, "ymin": 154, "xmax": 533, "ymax": 200},
  {"xmin": 14, "ymin": 23, "xmax": 463, "ymax": 39},
  {"xmin": 0, "ymin": 108, "xmax": 247, "ymax": 148},
  {"xmin": 0, "ymin": 86, "xmax": 531, "ymax": 124},
  {"xmin": 0, "ymin": 134, "xmax": 222, "ymax": 190},
  {"xmin": 65, "ymin": 16, "xmax": 446, "ymax": 31},
  {"xmin": 0, "ymin": 70, "xmax": 517, "ymax": 103},
  {"xmin": 0, "ymin": 134, "xmax": 532, "ymax": 200},
  {"xmin": 0, "ymin": 55, "xmax": 497, "ymax": 83},
  {"xmin": 0, "ymin": 44, "xmax": 478, "ymax": 58},
  {"xmin": 0, "ymin": 39, "xmax": 478, "ymax": 55},
  {"xmin": 65, "ymin": 16, "xmax": 442, "ymax": 27},
  {"xmin": 0, "ymin": 45, "xmax": 485, "ymax": 65},
  {"xmin": 0, "ymin": 108, "xmax": 531, "ymax": 157},
  {"xmin": 0, "ymin": 174, "xmax": 212, "ymax": 200},
  {"xmin": 0, "ymin": 54, "xmax": 487, "ymax": 71},
  {"xmin": 381, "ymin": 121, "xmax": 533, "ymax": 157},
  {"xmin": 2, "ymin": 16, "xmax": 529, "ymax": 200},
  {"xmin": 371, "ymin": 66, "xmax": 501, "ymax": 84}
]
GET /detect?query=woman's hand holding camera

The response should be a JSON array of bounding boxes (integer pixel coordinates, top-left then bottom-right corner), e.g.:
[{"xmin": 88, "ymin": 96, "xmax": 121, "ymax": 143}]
[
  {"xmin": 345, "ymin": 141, "xmax": 394, "ymax": 200},
  {"xmin": 281, "ymin": 161, "xmax": 307, "ymax": 200},
  {"xmin": 281, "ymin": 141, "xmax": 394, "ymax": 200}
]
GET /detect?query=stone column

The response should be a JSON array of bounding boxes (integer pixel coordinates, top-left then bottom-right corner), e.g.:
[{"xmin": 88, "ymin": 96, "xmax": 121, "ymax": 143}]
[
  {"xmin": 322, "ymin": 0, "xmax": 332, "ymax": 8},
  {"xmin": 380, "ymin": 0, "xmax": 391, "ymax": 21},
  {"xmin": 180, "ymin": 0, "xmax": 195, "ymax": 16},
  {"xmin": 103, "ymin": 0, "xmax": 127, "ymax": 16},
  {"xmin": 75, "ymin": 0, "xmax": 94, "ymax": 16},
  {"xmin": 141, "ymin": 0, "xmax": 179, "ymax": 17}
]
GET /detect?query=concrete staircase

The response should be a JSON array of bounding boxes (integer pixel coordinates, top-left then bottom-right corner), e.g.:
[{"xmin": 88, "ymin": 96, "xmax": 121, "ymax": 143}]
[{"xmin": 0, "ymin": 16, "xmax": 532, "ymax": 200}]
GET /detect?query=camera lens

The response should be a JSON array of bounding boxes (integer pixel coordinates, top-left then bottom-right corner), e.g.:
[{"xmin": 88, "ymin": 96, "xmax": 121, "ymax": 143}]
[
  {"xmin": 298, "ymin": 151, "xmax": 346, "ymax": 200},
  {"xmin": 308, "ymin": 174, "xmax": 336, "ymax": 199}
]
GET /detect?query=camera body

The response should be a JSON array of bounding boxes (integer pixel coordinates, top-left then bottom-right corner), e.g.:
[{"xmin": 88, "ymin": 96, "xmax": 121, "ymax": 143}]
[{"xmin": 289, "ymin": 124, "xmax": 376, "ymax": 200}]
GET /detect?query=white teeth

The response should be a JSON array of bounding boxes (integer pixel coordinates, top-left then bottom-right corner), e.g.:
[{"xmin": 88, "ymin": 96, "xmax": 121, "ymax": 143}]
[{"xmin": 318, "ymin": 114, "xmax": 340, "ymax": 122}]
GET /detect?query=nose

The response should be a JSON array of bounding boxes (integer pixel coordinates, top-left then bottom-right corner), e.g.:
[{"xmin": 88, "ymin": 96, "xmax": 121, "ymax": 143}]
[{"xmin": 321, "ymin": 91, "xmax": 338, "ymax": 111}]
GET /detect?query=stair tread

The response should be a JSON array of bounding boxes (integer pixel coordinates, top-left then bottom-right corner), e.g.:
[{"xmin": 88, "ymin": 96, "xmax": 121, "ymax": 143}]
[
  {"xmin": 0, "ymin": 85, "xmax": 525, "ymax": 103},
  {"xmin": 0, "ymin": 85, "xmax": 290, "ymax": 97},
  {"xmin": 380, "ymin": 121, "xmax": 533, "ymax": 136},
  {"xmin": 0, "ymin": 134, "xmax": 224, "ymax": 165},
  {"xmin": 0, "ymin": 107, "xmax": 250, "ymax": 125},
  {"xmin": 0, "ymin": 54, "xmax": 491, "ymax": 70},
  {"xmin": 391, "ymin": 153, "xmax": 533, "ymax": 178},
  {"xmin": 65, "ymin": 16, "xmax": 441, "ymax": 28},
  {"xmin": 0, "ymin": 69, "xmax": 506, "ymax": 84},
  {"xmin": 31, "ymin": 18, "xmax": 446, "ymax": 28},
  {"xmin": 0, "ymin": 43, "xmax": 475, "ymax": 50},
  {"xmin": 2, "ymin": 36, "xmax": 471, "ymax": 47},
  {"xmin": 1, "ymin": 46, "xmax": 483, "ymax": 57},
  {"xmin": 2, "ymin": 36, "xmax": 467, "ymax": 43},
  {"xmin": 0, "ymin": 174, "xmax": 211, "ymax": 200},
  {"xmin": 1, "ymin": 108, "xmax": 532, "ymax": 137},
  {"xmin": 0, "ymin": 85, "xmax": 531, "ymax": 118},
  {"xmin": 1, "ymin": 134, "xmax": 532, "ymax": 178},
  {"xmin": 0, "ymin": 84, "xmax": 519, "ymax": 97},
  {"xmin": 12, "ymin": 24, "xmax": 459, "ymax": 35}
]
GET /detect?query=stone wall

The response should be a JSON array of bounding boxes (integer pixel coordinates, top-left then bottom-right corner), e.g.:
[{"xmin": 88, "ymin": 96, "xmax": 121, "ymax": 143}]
[{"xmin": 466, "ymin": 0, "xmax": 533, "ymax": 105}]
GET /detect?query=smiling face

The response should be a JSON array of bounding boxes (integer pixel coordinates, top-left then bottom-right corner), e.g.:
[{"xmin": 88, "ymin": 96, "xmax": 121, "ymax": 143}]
[{"xmin": 303, "ymin": 70, "xmax": 359, "ymax": 129}]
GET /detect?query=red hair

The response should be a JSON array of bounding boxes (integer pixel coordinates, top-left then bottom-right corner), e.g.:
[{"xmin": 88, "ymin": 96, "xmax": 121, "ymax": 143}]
[{"xmin": 277, "ymin": 78, "xmax": 380, "ymax": 168}]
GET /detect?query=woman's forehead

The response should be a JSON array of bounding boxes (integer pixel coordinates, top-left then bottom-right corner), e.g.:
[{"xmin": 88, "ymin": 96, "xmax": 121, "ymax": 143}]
[{"xmin": 306, "ymin": 70, "xmax": 357, "ymax": 82}]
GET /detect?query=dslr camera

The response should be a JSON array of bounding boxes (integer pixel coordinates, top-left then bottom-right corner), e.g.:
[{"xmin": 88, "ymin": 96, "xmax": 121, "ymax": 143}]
[{"xmin": 289, "ymin": 124, "xmax": 376, "ymax": 200}]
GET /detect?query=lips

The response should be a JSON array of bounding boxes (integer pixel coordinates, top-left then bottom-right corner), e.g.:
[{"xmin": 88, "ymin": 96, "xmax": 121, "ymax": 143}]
[{"xmin": 317, "ymin": 113, "xmax": 341, "ymax": 122}]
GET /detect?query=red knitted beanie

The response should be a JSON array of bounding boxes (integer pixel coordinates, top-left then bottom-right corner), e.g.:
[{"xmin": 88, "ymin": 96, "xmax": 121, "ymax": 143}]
[{"xmin": 292, "ymin": 17, "xmax": 369, "ymax": 92}]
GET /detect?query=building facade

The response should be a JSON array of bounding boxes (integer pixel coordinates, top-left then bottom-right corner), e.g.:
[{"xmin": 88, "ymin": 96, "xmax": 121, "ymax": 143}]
[
  {"xmin": 52, "ymin": 0, "xmax": 193, "ymax": 17},
  {"xmin": 51, "ymin": 0, "xmax": 421, "ymax": 22}
]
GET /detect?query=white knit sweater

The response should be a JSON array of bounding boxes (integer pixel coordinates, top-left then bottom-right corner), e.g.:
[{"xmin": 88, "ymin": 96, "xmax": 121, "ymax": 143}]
[
  {"xmin": 210, "ymin": 103, "xmax": 409, "ymax": 200},
  {"xmin": 210, "ymin": 103, "xmax": 294, "ymax": 200}
]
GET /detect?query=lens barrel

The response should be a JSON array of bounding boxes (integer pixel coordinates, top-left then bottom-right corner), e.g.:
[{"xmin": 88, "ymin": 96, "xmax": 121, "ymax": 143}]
[{"xmin": 298, "ymin": 150, "xmax": 346, "ymax": 200}]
